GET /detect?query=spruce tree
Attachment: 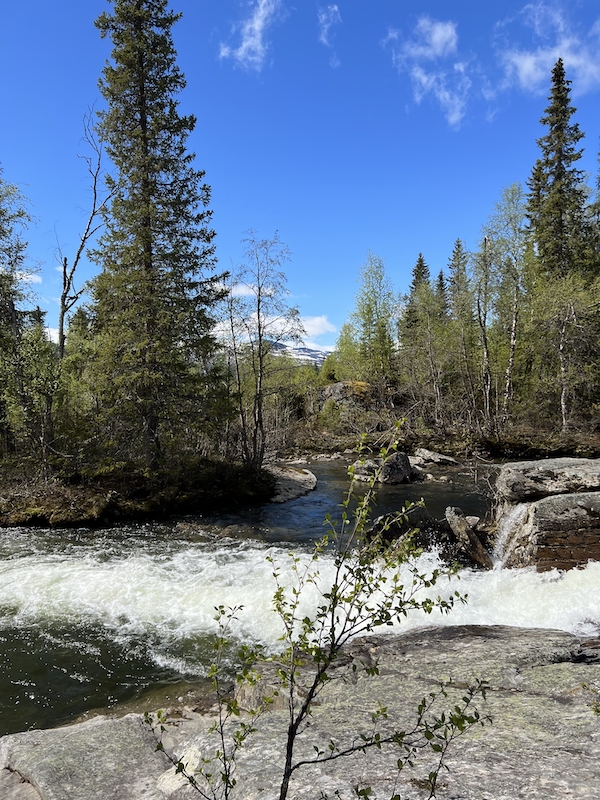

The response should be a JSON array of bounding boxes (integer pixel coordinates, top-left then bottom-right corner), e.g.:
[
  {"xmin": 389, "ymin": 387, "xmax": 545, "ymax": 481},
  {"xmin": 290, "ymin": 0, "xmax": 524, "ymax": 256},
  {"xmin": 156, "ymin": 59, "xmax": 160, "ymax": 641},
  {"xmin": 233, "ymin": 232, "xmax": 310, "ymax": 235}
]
[
  {"xmin": 526, "ymin": 58, "xmax": 589, "ymax": 278},
  {"xmin": 89, "ymin": 0, "xmax": 219, "ymax": 469},
  {"xmin": 403, "ymin": 253, "xmax": 430, "ymax": 330}
]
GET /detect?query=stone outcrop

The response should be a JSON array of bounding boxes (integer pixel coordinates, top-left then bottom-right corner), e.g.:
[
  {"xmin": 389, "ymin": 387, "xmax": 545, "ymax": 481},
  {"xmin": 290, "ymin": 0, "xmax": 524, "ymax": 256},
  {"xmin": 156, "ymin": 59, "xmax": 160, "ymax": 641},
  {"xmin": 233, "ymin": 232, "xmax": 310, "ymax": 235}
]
[
  {"xmin": 495, "ymin": 458, "xmax": 600, "ymax": 571},
  {"xmin": 501, "ymin": 492, "xmax": 600, "ymax": 570},
  {"xmin": 495, "ymin": 457, "xmax": 600, "ymax": 504},
  {"xmin": 2, "ymin": 626, "xmax": 600, "ymax": 800}
]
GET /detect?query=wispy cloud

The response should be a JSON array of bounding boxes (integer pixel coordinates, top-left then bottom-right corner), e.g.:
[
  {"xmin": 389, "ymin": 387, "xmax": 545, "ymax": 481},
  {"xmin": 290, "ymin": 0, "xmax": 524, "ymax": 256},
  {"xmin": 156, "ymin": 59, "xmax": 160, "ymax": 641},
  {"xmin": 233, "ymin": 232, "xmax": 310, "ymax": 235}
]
[
  {"xmin": 317, "ymin": 5, "xmax": 342, "ymax": 68},
  {"xmin": 497, "ymin": 4, "xmax": 600, "ymax": 94},
  {"xmin": 17, "ymin": 271, "xmax": 42, "ymax": 284},
  {"xmin": 384, "ymin": 16, "xmax": 471, "ymax": 128},
  {"xmin": 400, "ymin": 17, "xmax": 458, "ymax": 61},
  {"xmin": 301, "ymin": 315, "xmax": 336, "ymax": 338},
  {"xmin": 219, "ymin": 0, "xmax": 284, "ymax": 72}
]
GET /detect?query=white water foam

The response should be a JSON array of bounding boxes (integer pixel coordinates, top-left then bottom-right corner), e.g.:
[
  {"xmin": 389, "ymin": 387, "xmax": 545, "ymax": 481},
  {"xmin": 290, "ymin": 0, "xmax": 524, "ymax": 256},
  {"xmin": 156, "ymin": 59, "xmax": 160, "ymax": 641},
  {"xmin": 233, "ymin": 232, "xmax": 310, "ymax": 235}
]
[
  {"xmin": 1, "ymin": 529, "xmax": 599, "ymax": 672},
  {"xmin": 492, "ymin": 502, "xmax": 529, "ymax": 566}
]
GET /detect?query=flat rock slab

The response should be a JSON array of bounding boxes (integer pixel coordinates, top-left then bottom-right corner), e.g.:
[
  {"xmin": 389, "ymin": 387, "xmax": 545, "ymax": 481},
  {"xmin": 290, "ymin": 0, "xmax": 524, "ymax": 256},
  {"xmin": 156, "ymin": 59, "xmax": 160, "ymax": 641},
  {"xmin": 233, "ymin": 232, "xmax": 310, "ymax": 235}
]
[
  {"xmin": 265, "ymin": 466, "xmax": 317, "ymax": 503},
  {"xmin": 2, "ymin": 626, "xmax": 600, "ymax": 800},
  {"xmin": 0, "ymin": 715, "xmax": 171, "ymax": 800},
  {"xmin": 496, "ymin": 458, "xmax": 600, "ymax": 503}
]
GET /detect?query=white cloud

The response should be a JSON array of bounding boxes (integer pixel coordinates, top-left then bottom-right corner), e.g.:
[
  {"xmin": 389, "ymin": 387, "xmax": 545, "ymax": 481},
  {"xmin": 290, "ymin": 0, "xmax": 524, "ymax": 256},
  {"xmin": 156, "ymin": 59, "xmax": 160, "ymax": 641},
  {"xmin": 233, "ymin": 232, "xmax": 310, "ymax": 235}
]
[
  {"xmin": 46, "ymin": 327, "xmax": 58, "ymax": 344},
  {"xmin": 17, "ymin": 271, "xmax": 42, "ymax": 284},
  {"xmin": 219, "ymin": 0, "xmax": 283, "ymax": 72},
  {"xmin": 230, "ymin": 282, "xmax": 257, "ymax": 297},
  {"xmin": 301, "ymin": 315, "xmax": 336, "ymax": 338},
  {"xmin": 318, "ymin": 5, "xmax": 342, "ymax": 47},
  {"xmin": 317, "ymin": 5, "xmax": 342, "ymax": 68},
  {"xmin": 411, "ymin": 65, "xmax": 471, "ymax": 128},
  {"xmin": 384, "ymin": 15, "xmax": 471, "ymax": 128},
  {"xmin": 498, "ymin": 5, "xmax": 600, "ymax": 94},
  {"xmin": 401, "ymin": 17, "xmax": 458, "ymax": 61}
]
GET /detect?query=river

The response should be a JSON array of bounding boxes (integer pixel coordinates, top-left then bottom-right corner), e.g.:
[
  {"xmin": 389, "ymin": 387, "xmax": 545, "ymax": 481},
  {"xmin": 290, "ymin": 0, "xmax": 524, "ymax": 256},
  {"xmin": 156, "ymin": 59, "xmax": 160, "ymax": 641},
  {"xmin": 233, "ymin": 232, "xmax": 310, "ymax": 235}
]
[{"xmin": 1, "ymin": 461, "xmax": 599, "ymax": 737}]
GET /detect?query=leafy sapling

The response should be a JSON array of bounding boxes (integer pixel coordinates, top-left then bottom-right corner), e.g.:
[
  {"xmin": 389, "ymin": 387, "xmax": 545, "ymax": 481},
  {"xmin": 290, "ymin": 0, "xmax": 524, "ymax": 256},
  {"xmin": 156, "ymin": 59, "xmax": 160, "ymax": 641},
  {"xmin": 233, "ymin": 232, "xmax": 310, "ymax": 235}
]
[{"xmin": 147, "ymin": 434, "xmax": 488, "ymax": 799}]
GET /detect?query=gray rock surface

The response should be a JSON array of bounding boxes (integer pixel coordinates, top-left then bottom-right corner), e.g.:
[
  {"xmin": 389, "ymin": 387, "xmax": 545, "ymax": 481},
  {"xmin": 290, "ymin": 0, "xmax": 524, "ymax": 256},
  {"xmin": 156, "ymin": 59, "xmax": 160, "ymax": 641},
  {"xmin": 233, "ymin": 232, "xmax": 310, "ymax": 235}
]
[
  {"xmin": 414, "ymin": 448, "xmax": 459, "ymax": 466},
  {"xmin": 495, "ymin": 457, "xmax": 600, "ymax": 504},
  {"xmin": 501, "ymin": 491, "xmax": 600, "ymax": 570},
  {"xmin": 494, "ymin": 458, "xmax": 600, "ymax": 570},
  {"xmin": 3, "ymin": 626, "xmax": 600, "ymax": 800},
  {"xmin": 0, "ymin": 715, "xmax": 171, "ymax": 800},
  {"xmin": 352, "ymin": 452, "xmax": 412, "ymax": 484},
  {"xmin": 265, "ymin": 465, "xmax": 317, "ymax": 503}
]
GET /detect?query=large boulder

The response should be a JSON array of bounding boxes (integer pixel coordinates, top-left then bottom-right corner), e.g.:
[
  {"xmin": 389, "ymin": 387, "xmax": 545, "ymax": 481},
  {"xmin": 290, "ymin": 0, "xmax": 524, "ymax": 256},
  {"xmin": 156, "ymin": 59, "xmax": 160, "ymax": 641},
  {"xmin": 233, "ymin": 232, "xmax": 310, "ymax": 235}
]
[
  {"xmin": 352, "ymin": 451, "xmax": 412, "ymax": 484},
  {"xmin": 494, "ymin": 458, "xmax": 600, "ymax": 570},
  {"xmin": 495, "ymin": 457, "xmax": 600, "ymax": 504},
  {"xmin": 501, "ymin": 492, "xmax": 600, "ymax": 571}
]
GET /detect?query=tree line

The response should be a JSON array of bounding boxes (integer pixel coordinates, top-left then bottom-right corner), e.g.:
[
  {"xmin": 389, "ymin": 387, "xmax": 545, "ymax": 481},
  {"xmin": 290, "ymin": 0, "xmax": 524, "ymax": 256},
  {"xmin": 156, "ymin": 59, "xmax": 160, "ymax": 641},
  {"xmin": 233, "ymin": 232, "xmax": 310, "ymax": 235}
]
[
  {"xmin": 324, "ymin": 59, "xmax": 600, "ymax": 442},
  {"xmin": 1, "ymin": 1, "xmax": 599, "ymax": 485}
]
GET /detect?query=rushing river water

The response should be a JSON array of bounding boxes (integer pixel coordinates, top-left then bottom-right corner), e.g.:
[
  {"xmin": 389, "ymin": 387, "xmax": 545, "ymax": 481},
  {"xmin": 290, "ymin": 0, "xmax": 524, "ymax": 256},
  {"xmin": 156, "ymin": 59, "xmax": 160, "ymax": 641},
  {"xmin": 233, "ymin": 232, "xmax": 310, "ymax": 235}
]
[{"xmin": 1, "ymin": 461, "xmax": 599, "ymax": 737}]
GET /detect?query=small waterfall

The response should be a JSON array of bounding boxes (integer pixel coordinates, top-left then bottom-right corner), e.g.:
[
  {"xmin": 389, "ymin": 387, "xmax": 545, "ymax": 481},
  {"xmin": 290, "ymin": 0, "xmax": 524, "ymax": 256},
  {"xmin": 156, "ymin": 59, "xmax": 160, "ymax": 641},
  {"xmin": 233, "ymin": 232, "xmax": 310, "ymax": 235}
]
[{"xmin": 492, "ymin": 502, "xmax": 529, "ymax": 567}]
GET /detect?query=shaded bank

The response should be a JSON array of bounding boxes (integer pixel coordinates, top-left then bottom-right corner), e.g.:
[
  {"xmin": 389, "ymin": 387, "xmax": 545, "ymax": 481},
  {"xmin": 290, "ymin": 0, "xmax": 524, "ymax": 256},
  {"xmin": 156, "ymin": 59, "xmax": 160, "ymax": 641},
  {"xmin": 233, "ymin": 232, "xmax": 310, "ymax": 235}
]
[{"xmin": 0, "ymin": 461, "xmax": 277, "ymax": 528}]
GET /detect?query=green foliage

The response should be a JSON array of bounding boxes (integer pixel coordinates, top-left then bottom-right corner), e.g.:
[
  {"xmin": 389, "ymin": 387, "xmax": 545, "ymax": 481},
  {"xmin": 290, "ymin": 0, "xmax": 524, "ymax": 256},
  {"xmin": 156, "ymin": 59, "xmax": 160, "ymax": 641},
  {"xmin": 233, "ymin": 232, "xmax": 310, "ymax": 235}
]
[
  {"xmin": 526, "ymin": 58, "xmax": 590, "ymax": 280},
  {"xmin": 331, "ymin": 254, "xmax": 397, "ymax": 385},
  {"xmin": 87, "ymin": 0, "xmax": 222, "ymax": 469}
]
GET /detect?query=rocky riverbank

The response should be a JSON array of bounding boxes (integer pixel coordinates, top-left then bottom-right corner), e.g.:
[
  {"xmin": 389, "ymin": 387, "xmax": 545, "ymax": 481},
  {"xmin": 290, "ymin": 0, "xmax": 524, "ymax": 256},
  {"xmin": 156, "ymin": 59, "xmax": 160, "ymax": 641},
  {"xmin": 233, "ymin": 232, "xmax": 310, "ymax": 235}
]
[{"xmin": 1, "ymin": 625, "xmax": 599, "ymax": 799}]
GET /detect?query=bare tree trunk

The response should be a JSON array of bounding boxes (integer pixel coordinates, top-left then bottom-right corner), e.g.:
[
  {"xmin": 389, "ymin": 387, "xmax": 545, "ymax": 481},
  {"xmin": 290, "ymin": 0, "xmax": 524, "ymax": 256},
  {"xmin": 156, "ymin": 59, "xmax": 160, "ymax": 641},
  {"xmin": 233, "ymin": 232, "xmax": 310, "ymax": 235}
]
[
  {"xmin": 501, "ymin": 289, "xmax": 519, "ymax": 427},
  {"xmin": 558, "ymin": 308, "xmax": 573, "ymax": 433}
]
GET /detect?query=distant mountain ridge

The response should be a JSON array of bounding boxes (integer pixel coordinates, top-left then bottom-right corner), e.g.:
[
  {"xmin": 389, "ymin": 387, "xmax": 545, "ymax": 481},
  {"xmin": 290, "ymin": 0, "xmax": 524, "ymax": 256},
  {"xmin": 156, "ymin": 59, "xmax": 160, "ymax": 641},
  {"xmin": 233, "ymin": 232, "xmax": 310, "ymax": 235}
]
[{"xmin": 270, "ymin": 341, "xmax": 329, "ymax": 366}]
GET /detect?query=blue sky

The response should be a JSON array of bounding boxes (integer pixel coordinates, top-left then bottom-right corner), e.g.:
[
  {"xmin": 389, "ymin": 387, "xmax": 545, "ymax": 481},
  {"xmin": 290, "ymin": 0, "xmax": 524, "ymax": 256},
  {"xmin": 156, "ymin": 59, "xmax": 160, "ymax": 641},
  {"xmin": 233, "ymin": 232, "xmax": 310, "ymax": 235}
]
[{"xmin": 1, "ymin": 1, "xmax": 599, "ymax": 349}]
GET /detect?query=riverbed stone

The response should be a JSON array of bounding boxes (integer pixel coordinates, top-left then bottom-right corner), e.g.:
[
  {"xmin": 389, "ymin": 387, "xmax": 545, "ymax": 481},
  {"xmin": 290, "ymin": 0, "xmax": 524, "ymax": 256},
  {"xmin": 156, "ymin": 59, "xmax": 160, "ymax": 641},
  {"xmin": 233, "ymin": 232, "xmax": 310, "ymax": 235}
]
[
  {"xmin": 4, "ymin": 626, "xmax": 598, "ymax": 800},
  {"xmin": 264, "ymin": 465, "xmax": 317, "ymax": 503},
  {"xmin": 414, "ymin": 447, "xmax": 459, "ymax": 466},
  {"xmin": 495, "ymin": 457, "xmax": 600, "ymax": 504},
  {"xmin": 352, "ymin": 451, "xmax": 412, "ymax": 484}
]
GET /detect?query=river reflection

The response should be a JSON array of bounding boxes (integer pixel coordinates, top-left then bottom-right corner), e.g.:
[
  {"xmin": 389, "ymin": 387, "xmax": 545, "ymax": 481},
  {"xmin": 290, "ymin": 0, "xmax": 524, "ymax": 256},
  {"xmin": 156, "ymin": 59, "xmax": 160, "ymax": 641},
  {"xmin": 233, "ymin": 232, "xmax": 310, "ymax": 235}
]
[{"xmin": 202, "ymin": 460, "xmax": 491, "ymax": 544}]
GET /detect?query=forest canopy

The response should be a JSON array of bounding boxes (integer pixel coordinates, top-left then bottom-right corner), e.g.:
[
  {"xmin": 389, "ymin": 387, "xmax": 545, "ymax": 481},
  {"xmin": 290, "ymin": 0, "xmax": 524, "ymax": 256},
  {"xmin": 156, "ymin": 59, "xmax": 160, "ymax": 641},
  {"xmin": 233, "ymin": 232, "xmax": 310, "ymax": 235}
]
[{"xmin": 1, "ymin": 0, "xmax": 599, "ymax": 493}]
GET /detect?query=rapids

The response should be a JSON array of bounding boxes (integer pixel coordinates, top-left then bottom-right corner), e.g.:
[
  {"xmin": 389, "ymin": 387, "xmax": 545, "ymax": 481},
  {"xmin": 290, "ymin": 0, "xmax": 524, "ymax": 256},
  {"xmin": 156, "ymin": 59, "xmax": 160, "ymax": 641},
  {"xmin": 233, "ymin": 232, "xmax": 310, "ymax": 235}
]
[{"xmin": 1, "ymin": 461, "xmax": 599, "ymax": 736}]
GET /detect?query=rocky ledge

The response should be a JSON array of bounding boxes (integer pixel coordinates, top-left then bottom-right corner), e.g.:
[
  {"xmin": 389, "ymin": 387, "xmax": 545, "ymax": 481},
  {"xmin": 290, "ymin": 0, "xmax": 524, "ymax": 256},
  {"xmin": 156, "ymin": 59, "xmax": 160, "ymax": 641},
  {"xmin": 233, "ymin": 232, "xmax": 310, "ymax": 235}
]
[
  {"xmin": 495, "ymin": 458, "xmax": 600, "ymax": 570},
  {"xmin": 1, "ymin": 625, "xmax": 600, "ymax": 799}
]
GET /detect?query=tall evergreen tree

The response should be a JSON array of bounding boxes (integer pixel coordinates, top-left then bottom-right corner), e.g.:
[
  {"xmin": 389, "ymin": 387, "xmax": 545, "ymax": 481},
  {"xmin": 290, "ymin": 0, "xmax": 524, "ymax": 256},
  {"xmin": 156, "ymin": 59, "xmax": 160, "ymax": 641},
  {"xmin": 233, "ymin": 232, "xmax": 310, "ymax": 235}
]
[
  {"xmin": 88, "ymin": 0, "xmax": 220, "ymax": 469},
  {"xmin": 403, "ymin": 253, "xmax": 431, "ymax": 330},
  {"xmin": 526, "ymin": 58, "xmax": 589, "ymax": 278},
  {"xmin": 446, "ymin": 238, "xmax": 477, "ymax": 423}
]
